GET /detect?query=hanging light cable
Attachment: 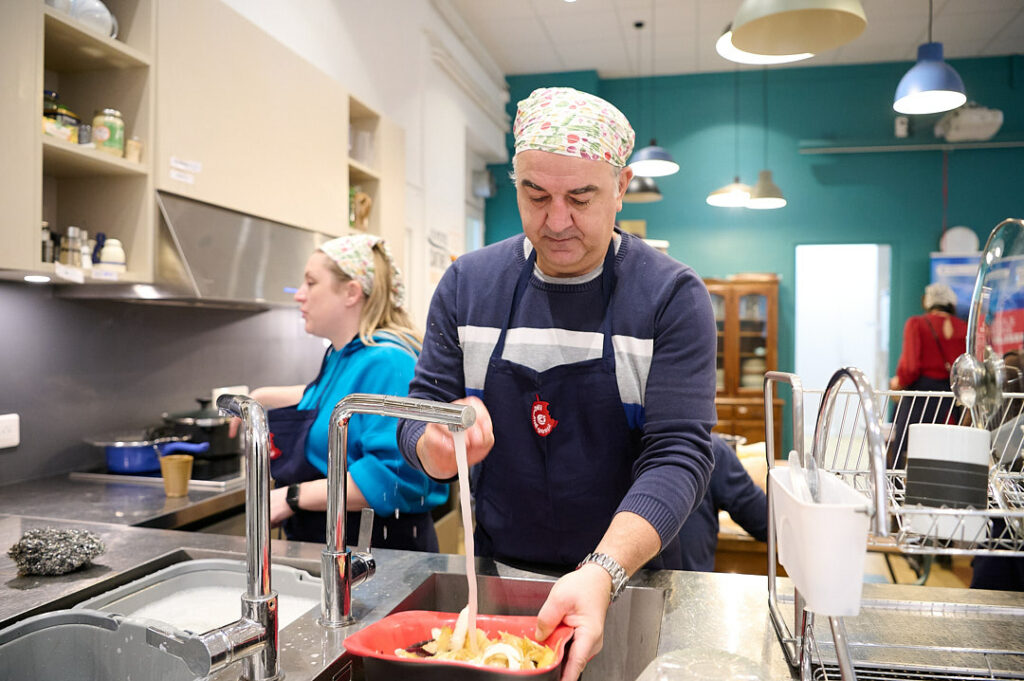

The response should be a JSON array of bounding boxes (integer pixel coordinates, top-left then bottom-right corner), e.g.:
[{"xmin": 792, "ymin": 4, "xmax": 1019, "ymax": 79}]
[
  {"xmin": 624, "ymin": 20, "xmax": 663, "ymax": 203},
  {"xmin": 893, "ymin": 0, "xmax": 966, "ymax": 115},
  {"xmin": 629, "ymin": 1, "xmax": 679, "ymax": 178},
  {"xmin": 707, "ymin": 68, "xmax": 750, "ymax": 208},
  {"xmin": 748, "ymin": 68, "xmax": 786, "ymax": 210}
]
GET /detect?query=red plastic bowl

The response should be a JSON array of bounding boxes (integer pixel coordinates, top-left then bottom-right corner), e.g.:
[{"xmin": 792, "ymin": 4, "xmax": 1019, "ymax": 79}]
[{"xmin": 343, "ymin": 610, "xmax": 574, "ymax": 680}]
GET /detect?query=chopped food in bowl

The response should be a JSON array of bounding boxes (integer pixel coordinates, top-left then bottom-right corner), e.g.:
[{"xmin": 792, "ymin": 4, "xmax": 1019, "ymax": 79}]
[{"xmin": 343, "ymin": 609, "xmax": 573, "ymax": 679}]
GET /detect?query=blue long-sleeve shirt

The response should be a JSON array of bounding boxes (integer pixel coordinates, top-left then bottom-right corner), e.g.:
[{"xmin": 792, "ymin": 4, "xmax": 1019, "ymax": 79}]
[
  {"xmin": 299, "ymin": 336, "xmax": 448, "ymax": 515},
  {"xmin": 677, "ymin": 435, "xmax": 769, "ymax": 571},
  {"xmin": 397, "ymin": 231, "xmax": 717, "ymax": 560}
]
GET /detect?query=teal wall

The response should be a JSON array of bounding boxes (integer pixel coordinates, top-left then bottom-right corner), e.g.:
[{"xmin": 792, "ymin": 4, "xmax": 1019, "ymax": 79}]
[{"xmin": 486, "ymin": 57, "xmax": 1024, "ymax": 390}]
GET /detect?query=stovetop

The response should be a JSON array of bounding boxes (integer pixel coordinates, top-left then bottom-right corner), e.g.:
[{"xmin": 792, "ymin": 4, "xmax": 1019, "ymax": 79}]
[{"xmin": 69, "ymin": 456, "xmax": 245, "ymax": 491}]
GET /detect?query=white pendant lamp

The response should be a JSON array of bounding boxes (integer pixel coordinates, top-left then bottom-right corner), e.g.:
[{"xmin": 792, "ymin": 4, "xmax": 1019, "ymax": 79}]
[
  {"xmin": 623, "ymin": 175, "xmax": 663, "ymax": 203},
  {"xmin": 893, "ymin": 1, "xmax": 965, "ymax": 115},
  {"xmin": 747, "ymin": 69, "xmax": 786, "ymax": 210},
  {"xmin": 715, "ymin": 24, "xmax": 813, "ymax": 65},
  {"xmin": 707, "ymin": 69, "xmax": 750, "ymax": 208},
  {"xmin": 747, "ymin": 170, "xmax": 787, "ymax": 209},
  {"xmin": 707, "ymin": 177, "xmax": 751, "ymax": 208},
  {"xmin": 731, "ymin": 0, "xmax": 866, "ymax": 56}
]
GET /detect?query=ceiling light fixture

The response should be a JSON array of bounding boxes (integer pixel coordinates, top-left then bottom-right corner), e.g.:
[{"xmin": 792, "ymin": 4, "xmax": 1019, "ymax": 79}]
[
  {"xmin": 747, "ymin": 170, "xmax": 786, "ymax": 209},
  {"xmin": 628, "ymin": 6, "xmax": 679, "ymax": 178},
  {"xmin": 623, "ymin": 175, "xmax": 663, "ymax": 203},
  {"xmin": 747, "ymin": 69, "xmax": 787, "ymax": 210},
  {"xmin": 707, "ymin": 177, "xmax": 751, "ymax": 208},
  {"xmin": 629, "ymin": 142, "xmax": 679, "ymax": 177},
  {"xmin": 707, "ymin": 69, "xmax": 750, "ymax": 208},
  {"xmin": 893, "ymin": 0, "xmax": 966, "ymax": 115},
  {"xmin": 730, "ymin": 0, "xmax": 866, "ymax": 56},
  {"xmin": 715, "ymin": 24, "xmax": 813, "ymax": 65},
  {"xmin": 23, "ymin": 274, "xmax": 51, "ymax": 284}
]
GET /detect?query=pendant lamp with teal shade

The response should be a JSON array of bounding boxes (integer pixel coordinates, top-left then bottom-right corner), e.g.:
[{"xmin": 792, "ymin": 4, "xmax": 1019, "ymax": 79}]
[{"xmin": 893, "ymin": 0, "xmax": 965, "ymax": 115}]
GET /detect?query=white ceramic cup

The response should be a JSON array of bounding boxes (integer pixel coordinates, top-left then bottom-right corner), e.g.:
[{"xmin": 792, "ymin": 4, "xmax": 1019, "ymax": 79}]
[{"xmin": 906, "ymin": 423, "xmax": 990, "ymax": 542}]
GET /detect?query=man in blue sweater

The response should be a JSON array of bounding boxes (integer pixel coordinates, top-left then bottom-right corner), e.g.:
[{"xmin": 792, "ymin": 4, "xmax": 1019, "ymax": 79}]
[{"xmin": 397, "ymin": 87, "xmax": 717, "ymax": 680}]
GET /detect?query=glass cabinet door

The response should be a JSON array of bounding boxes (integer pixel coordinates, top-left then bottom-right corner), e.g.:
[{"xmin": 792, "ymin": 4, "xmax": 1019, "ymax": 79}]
[
  {"xmin": 711, "ymin": 292, "xmax": 726, "ymax": 391},
  {"xmin": 738, "ymin": 293, "xmax": 767, "ymax": 390}
]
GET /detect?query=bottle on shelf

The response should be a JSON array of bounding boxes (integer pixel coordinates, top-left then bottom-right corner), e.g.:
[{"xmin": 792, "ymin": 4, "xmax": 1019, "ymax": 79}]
[
  {"xmin": 98, "ymin": 238, "xmax": 126, "ymax": 272},
  {"xmin": 64, "ymin": 226, "xmax": 82, "ymax": 267},
  {"xmin": 79, "ymin": 229, "xmax": 92, "ymax": 271},
  {"xmin": 41, "ymin": 222, "xmax": 52, "ymax": 263}
]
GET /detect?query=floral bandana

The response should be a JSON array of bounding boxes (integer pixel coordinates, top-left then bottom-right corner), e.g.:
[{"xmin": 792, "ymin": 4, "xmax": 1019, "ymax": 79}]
[
  {"xmin": 513, "ymin": 87, "xmax": 635, "ymax": 167},
  {"xmin": 318, "ymin": 234, "xmax": 406, "ymax": 310}
]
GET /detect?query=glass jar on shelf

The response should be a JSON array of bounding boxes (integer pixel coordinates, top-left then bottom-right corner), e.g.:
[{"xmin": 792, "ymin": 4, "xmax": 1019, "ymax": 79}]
[{"xmin": 92, "ymin": 108, "xmax": 125, "ymax": 157}]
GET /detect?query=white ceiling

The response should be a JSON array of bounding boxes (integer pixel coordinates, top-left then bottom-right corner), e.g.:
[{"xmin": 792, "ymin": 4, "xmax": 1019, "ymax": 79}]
[{"xmin": 447, "ymin": 0, "xmax": 1024, "ymax": 78}]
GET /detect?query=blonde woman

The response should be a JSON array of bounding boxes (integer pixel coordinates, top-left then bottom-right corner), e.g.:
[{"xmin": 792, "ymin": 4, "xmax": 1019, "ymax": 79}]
[{"xmin": 244, "ymin": 235, "xmax": 446, "ymax": 550}]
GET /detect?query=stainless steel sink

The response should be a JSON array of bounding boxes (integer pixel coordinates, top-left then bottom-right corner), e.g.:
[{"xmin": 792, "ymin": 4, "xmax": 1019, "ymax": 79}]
[{"xmin": 387, "ymin": 572, "xmax": 667, "ymax": 681}]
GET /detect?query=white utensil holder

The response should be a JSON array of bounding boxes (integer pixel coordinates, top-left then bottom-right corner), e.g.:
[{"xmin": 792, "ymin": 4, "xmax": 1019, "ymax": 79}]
[{"xmin": 770, "ymin": 467, "xmax": 870, "ymax": 617}]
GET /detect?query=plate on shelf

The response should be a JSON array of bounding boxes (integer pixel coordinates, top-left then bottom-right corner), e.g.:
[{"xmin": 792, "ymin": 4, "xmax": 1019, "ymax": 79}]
[{"xmin": 940, "ymin": 226, "xmax": 980, "ymax": 254}]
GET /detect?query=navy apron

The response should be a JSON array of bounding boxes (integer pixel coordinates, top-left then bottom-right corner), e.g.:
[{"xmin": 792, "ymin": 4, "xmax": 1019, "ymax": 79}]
[
  {"xmin": 268, "ymin": 347, "xmax": 439, "ymax": 551},
  {"xmin": 475, "ymin": 243, "xmax": 681, "ymax": 570},
  {"xmin": 267, "ymin": 348, "xmax": 330, "ymax": 487}
]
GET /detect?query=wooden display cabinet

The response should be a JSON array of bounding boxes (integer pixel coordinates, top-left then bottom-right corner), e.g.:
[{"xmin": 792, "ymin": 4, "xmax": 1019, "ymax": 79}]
[{"xmin": 705, "ymin": 274, "xmax": 782, "ymax": 447}]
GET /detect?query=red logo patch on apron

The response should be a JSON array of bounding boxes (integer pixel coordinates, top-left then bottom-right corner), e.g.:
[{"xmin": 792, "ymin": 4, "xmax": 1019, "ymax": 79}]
[
  {"xmin": 268, "ymin": 432, "xmax": 282, "ymax": 460},
  {"xmin": 531, "ymin": 394, "xmax": 558, "ymax": 437}
]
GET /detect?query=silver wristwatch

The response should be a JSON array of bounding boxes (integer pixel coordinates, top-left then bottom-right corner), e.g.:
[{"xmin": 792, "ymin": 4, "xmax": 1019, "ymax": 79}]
[{"xmin": 578, "ymin": 552, "xmax": 628, "ymax": 601}]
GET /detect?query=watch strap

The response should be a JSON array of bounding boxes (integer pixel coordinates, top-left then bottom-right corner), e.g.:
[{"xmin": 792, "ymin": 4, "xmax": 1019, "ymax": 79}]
[
  {"xmin": 577, "ymin": 552, "xmax": 628, "ymax": 601},
  {"xmin": 285, "ymin": 484, "xmax": 302, "ymax": 513}
]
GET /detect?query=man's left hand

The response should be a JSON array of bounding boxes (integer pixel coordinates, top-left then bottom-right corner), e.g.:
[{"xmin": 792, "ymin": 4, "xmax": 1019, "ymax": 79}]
[{"xmin": 534, "ymin": 563, "xmax": 612, "ymax": 681}]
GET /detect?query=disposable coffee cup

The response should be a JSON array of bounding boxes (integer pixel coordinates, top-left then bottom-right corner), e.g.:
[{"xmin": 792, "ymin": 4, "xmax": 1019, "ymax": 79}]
[
  {"xmin": 906, "ymin": 424, "xmax": 990, "ymax": 542},
  {"xmin": 159, "ymin": 454, "xmax": 193, "ymax": 497}
]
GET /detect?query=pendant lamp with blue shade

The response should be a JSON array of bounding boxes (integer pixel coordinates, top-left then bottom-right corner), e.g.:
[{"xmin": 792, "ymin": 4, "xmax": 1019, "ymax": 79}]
[
  {"xmin": 628, "ymin": 5, "xmax": 679, "ymax": 178},
  {"xmin": 630, "ymin": 141, "xmax": 679, "ymax": 178},
  {"xmin": 893, "ymin": 0, "xmax": 966, "ymax": 115}
]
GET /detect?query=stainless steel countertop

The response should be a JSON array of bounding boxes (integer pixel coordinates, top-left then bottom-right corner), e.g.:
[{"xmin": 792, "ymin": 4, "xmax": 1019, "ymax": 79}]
[
  {"xmin": 0, "ymin": 473, "xmax": 245, "ymax": 529},
  {"xmin": 4, "ymin": 478, "xmax": 1022, "ymax": 681},
  {"xmin": 0, "ymin": 512, "xmax": 800, "ymax": 680}
]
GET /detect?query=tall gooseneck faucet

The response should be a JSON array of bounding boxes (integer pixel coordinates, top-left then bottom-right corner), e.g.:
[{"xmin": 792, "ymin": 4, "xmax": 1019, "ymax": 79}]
[
  {"xmin": 321, "ymin": 393, "xmax": 476, "ymax": 627},
  {"xmin": 147, "ymin": 394, "xmax": 280, "ymax": 680},
  {"xmin": 205, "ymin": 394, "xmax": 280, "ymax": 680}
]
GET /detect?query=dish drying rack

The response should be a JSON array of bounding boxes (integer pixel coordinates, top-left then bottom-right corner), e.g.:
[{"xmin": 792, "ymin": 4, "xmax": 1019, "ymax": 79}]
[{"xmin": 765, "ymin": 369, "xmax": 1024, "ymax": 681}]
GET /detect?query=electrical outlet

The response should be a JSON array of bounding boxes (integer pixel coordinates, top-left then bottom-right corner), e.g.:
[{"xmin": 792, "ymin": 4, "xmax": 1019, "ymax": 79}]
[{"xmin": 0, "ymin": 414, "xmax": 19, "ymax": 449}]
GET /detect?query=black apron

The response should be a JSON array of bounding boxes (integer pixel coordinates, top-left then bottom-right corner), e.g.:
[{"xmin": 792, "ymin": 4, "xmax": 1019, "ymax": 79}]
[
  {"xmin": 474, "ymin": 243, "xmax": 681, "ymax": 570},
  {"xmin": 268, "ymin": 348, "xmax": 439, "ymax": 551}
]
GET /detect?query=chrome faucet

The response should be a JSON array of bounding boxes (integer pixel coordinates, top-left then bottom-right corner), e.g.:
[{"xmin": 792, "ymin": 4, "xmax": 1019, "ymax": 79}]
[
  {"xmin": 321, "ymin": 393, "xmax": 476, "ymax": 627},
  {"xmin": 202, "ymin": 395, "xmax": 280, "ymax": 680},
  {"xmin": 147, "ymin": 395, "xmax": 280, "ymax": 680}
]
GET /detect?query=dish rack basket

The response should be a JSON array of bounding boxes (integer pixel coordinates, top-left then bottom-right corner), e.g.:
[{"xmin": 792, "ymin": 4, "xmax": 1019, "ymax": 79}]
[{"xmin": 765, "ymin": 369, "xmax": 1024, "ymax": 681}]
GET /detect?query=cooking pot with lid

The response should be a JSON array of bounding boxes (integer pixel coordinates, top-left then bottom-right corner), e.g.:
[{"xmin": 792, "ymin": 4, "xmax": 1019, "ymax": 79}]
[{"xmin": 162, "ymin": 398, "xmax": 240, "ymax": 458}]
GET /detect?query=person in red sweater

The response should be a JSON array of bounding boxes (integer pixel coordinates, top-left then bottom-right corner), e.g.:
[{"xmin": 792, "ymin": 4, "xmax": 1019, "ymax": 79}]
[{"xmin": 887, "ymin": 283, "xmax": 967, "ymax": 466}]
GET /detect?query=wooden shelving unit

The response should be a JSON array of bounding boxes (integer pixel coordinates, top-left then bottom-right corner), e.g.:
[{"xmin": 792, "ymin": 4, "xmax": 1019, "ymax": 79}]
[{"xmin": 0, "ymin": 0, "xmax": 155, "ymax": 282}]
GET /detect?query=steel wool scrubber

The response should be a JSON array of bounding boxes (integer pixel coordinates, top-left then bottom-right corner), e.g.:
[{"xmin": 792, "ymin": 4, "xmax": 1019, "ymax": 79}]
[{"xmin": 7, "ymin": 527, "xmax": 106, "ymax": 576}]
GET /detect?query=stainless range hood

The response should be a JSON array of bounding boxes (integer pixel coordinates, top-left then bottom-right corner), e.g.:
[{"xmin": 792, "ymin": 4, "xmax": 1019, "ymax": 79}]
[{"xmin": 57, "ymin": 192, "xmax": 329, "ymax": 309}]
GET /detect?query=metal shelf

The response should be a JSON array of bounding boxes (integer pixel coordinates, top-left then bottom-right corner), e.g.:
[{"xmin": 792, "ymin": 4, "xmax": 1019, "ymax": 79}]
[{"xmin": 798, "ymin": 135, "xmax": 1024, "ymax": 155}]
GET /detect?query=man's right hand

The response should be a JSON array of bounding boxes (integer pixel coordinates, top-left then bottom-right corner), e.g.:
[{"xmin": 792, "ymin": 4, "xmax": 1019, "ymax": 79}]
[{"xmin": 415, "ymin": 396, "xmax": 494, "ymax": 478}]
